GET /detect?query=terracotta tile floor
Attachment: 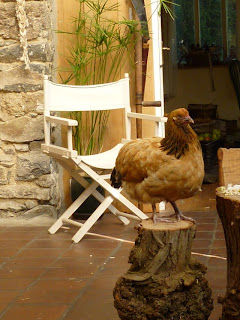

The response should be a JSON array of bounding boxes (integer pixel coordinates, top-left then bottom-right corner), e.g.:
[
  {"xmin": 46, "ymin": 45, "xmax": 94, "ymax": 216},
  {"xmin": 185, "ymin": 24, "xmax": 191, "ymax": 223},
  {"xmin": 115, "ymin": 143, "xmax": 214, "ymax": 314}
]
[{"xmin": 0, "ymin": 183, "xmax": 226, "ymax": 320}]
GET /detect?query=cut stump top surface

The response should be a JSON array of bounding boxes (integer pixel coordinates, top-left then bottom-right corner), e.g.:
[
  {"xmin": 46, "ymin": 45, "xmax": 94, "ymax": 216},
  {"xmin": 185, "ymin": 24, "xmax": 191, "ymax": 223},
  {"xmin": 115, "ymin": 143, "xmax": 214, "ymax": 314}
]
[
  {"xmin": 216, "ymin": 187, "xmax": 240, "ymax": 204},
  {"xmin": 141, "ymin": 219, "xmax": 194, "ymax": 231}
]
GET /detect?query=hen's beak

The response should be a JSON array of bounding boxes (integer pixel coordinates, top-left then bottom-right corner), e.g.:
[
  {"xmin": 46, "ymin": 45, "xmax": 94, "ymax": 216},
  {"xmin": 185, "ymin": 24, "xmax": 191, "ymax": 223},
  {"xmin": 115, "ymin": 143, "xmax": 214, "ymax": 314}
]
[{"xmin": 184, "ymin": 115, "xmax": 194, "ymax": 124}]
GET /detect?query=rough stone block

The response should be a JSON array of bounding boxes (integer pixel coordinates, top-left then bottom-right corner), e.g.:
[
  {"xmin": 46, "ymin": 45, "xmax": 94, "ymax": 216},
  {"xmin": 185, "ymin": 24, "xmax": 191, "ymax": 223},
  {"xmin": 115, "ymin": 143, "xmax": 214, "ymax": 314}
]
[
  {"xmin": 0, "ymin": 91, "xmax": 43, "ymax": 119},
  {"xmin": 25, "ymin": 199, "xmax": 38, "ymax": 209},
  {"xmin": 20, "ymin": 204, "xmax": 57, "ymax": 219},
  {"xmin": 0, "ymin": 115, "xmax": 44, "ymax": 142},
  {"xmin": 16, "ymin": 150, "xmax": 51, "ymax": 181},
  {"xmin": 0, "ymin": 200, "xmax": 26, "ymax": 212},
  {"xmin": 0, "ymin": 154, "xmax": 14, "ymax": 167},
  {"xmin": 28, "ymin": 42, "xmax": 54, "ymax": 62},
  {"xmin": 0, "ymin": 64, "xmax": 43, "ymax": 92},
  {"xmin": 0, "ymin": 2, "xmax": 18, "ymax": 40},
  {"xmin": 0, "ymin": 184, "xmax": 50, "ymax": 200},
  {"xmin": 1, "ymin": 143, "xmax": 15, "ymax": 155},
  {"xmin": 25, "ymin": 1, "xmax": 52, "ymax": 40},
  {"xmin": 35, "ymin": 174, "xmax": 54, "ymax": 188},
  {"xmin": 29, "ymin": 141, "xmax": 43, "ymax": 151},
  {"xmin": 0, "ymin": 167, "xmax": 8, "ymax": 184},
  {"xmin": 30, "ymin": 63, "xmax": 52, "ymax": 76},
  {"xmin": 0, "ymin": 2, "xmax": 52, "ymax": 40},
  {"xmin": 0, "ymin": 44, "xmax": 21, "ymax": 63},
  {"xmin": 0, "ymin": 39, "xmax": 17, "ymax": 47},
  {"xmin": 14, "ymin": 144, "xmax": 29, "ymax": 152},
  {"xmin": 0, "ymin": 42, "xmax": 53, "ymax": 63}
]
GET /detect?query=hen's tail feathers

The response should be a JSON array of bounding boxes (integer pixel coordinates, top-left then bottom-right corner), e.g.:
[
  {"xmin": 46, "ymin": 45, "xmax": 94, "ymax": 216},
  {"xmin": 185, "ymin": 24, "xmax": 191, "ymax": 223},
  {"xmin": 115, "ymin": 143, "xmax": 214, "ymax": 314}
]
[{"xmin": 110, "ymin": 167, "xmax": 122, "ymax": 188}]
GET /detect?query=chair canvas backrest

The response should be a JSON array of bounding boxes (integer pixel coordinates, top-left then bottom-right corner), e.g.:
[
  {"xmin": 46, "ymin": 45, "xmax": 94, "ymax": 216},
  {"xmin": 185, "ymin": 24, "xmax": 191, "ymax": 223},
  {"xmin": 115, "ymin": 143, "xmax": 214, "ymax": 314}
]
[
  {"xmin": 43, "ymin": 73, "xmax": 132, "ymax": 143},
  {"xmin": 44, "ymin": 74, "xmax": 131, "ymax": 112}
]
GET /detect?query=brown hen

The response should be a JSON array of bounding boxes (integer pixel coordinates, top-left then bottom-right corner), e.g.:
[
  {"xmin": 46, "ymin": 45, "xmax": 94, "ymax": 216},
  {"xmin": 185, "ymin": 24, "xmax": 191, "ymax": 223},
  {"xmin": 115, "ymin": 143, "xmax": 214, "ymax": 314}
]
[{"xmin": 111, "ymin": 108, "xmax": 204, "ymax": 224}]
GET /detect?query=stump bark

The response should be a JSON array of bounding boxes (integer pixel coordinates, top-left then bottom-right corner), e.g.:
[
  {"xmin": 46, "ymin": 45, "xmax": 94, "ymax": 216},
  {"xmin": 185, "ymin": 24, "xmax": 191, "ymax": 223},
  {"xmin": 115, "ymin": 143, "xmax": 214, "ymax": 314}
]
[
  {"xmin": 216, "ymin": 189, "xmax": 240, "ymax": 320},
  {"xmin": 113, "ymin": 219, "xmax": 213, "ymax": 320}
]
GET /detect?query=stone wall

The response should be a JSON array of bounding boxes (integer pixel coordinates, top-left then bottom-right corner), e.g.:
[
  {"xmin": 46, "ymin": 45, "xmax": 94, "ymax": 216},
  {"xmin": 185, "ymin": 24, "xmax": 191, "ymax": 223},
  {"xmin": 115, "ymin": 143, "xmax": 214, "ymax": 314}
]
[{"xmin": 0, "ymin": 0, "xmax": 60, "ymax": 218}]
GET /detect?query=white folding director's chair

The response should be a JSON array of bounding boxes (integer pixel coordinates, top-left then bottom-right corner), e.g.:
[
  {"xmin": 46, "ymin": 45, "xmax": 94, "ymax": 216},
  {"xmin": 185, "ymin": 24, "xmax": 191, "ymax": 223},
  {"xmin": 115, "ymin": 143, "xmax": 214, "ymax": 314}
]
[{"xmin": 42, "ymin": 73, "xmax": 167, "ymax": 243}]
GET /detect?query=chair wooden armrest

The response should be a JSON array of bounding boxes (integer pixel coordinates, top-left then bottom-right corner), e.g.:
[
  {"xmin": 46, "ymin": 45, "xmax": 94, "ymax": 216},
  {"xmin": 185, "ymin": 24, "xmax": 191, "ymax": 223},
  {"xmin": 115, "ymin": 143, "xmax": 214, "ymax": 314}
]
[
  {"xmin": 127, "ymin": 112, "xmax": 167, "ymax": 123},
  {"xmin": 45, "ymin": 115, "xmax": 78, "ymax": 126},
  {"xmin": 41, "ymin": 144, "xmax": 78, "ymax": 159},
  {"xmin": 44, "ymin": 115, "xmax": 78, "ymax": 151}
]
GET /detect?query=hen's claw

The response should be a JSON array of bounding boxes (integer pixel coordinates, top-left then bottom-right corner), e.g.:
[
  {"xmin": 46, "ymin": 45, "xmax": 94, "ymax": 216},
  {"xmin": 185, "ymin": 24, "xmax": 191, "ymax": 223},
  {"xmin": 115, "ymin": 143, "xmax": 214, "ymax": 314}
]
[
  {"xmin": 176, "ymin": 212, "xmax": 196, "ymax": 223},
  {"xmin": 169, "ymin": 201, "xmax": 196, "ymax": 224},
  {"xmin": 151, "ymin": 203, "xmax": 175, "ymax": 225},
  {"xmin": 152, "ymin": 215, "xmax": 174, "ymax": 225},
  {"xmin": 151, "ymin": 202, "xmax": 195, "ymax": 225}
]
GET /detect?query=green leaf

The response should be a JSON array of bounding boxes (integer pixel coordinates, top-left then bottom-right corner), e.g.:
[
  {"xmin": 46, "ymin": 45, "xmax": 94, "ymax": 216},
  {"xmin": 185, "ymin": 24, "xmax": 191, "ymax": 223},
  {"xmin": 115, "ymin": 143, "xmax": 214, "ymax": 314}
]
[{"xmin": 56, "ymin": 0, "xmax": 144, "ymax": 154}]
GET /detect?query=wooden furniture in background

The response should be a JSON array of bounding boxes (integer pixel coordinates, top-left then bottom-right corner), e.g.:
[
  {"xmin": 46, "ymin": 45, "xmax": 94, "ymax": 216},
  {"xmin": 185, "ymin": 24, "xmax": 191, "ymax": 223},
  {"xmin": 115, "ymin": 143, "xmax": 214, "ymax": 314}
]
[
  {"xmin": 216, "ymin": 148, "xmax": 240, "ymax": 320},
  {"xmin": 218, "ymin": 148, "xmax": 240, "ymax": 186},
  {"xmin": 216, "ymin": 190, "xmax": 240, "ymax": 320}
]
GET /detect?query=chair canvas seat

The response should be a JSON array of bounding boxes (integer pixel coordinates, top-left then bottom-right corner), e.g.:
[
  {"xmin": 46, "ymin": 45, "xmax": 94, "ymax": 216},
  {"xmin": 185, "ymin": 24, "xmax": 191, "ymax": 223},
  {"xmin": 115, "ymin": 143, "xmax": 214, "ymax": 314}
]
[
  {"xmin": 42, "ymin": 73, "xmax": 167, "ymax": 243},
  {"xmin": 80, "ymin": 143, "xmax": 124, "ymax": 169}
]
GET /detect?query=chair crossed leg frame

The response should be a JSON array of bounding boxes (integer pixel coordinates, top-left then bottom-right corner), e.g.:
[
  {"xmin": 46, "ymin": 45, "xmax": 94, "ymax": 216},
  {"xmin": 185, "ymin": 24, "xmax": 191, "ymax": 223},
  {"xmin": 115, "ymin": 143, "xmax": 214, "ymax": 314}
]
[{"xmin": 48, "ymin": 157, "xmax": 148, "ymax": 243}]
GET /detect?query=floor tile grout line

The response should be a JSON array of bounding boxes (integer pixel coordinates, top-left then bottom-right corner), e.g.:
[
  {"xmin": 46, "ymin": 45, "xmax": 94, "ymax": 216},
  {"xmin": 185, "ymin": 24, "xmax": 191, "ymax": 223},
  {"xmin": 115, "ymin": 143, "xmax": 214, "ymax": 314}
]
[
  {"xmin": 58, "ymin": 241, "xmax": 124, "ymax": 320},
  {"xmin": 0, "ymin": 243, "xmax": 73, "ymax": 319},
  {"xmin": 0, "ymin": 234, "xmax": 42, "ymax": 268},
  {"xmin": 0, "ymin": 290, "xmax": 27, "ymax": 319},
  {"xmin": 206, "ymin": 213, "xmax": 220, "ymax": 267},
  {"xmin": 0, "ymin": 232, "xmax": 124, "ymax": 319}
]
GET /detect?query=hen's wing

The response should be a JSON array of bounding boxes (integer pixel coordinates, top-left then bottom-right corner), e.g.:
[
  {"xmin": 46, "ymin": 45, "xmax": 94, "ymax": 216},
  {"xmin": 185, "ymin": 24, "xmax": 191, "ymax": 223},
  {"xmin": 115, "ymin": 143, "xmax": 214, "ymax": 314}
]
[{"xmin": 115, "ymin": 137, "xmax": 165, "ymax": 183}]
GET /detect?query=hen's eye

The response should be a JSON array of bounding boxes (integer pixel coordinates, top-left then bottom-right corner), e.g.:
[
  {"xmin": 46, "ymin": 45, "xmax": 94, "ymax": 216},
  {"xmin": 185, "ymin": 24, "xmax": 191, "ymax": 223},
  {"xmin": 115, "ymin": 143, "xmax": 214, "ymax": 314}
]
[{"xmin": 173, "ymin": 116, "xmax": 184, "ymax": 122}]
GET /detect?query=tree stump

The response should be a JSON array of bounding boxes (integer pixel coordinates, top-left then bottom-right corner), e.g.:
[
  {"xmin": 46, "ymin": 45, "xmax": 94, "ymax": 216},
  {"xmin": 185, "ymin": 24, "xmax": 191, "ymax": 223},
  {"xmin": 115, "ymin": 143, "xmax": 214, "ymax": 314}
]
[
  {"xmin": 216, "ymin": 188, "xmax": 240, "ymax": 320},
  {"xmin": 113, "ymin": 219, "xmax": 213, "ymax": 320}
]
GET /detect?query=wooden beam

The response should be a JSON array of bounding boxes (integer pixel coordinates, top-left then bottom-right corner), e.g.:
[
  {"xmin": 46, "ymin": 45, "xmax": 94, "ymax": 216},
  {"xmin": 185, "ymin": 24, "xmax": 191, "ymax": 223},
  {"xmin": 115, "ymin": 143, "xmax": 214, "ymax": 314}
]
[
  {"xmin": 194, "ymin": 0, "xmax": 200, "ymax": 45},
  {"xmin": 142, "ymin": 101, "xmax": 161, "ymax": 107},
  {"xmin": 221, "ymin": 0, "xmax": 227, "ymax": 60}
]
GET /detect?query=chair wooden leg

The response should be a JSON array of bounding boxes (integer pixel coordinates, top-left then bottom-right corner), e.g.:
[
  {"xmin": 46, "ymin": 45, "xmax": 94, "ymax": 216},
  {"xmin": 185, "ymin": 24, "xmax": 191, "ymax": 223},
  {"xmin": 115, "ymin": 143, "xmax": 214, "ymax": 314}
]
[
  {"xmin": 72, "ymin": 196, "xmax": 114, "ymax": 243},
  {"xmin": 57, "ymin": 158, "xmax": 131, "ymax": 225},
  {"xmin": 75, "ymin": 175, "xmax": 130, "ymax": 225},
  {"xmin": 77, "ymin": 161, "xmax": 148, "ymax": 220},
  {"xmin": 48, "ymin": 181, "xmax": 99, "ymax": 234}
]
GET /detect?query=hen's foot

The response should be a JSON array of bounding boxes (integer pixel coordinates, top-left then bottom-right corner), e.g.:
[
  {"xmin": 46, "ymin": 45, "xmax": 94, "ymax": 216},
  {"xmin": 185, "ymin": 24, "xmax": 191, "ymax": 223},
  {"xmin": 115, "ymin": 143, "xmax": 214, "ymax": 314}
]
[
  {"xmin": 169, "ymin": 201, "xmax": 196, "ymax": 224},
  {"xmin": 176, "ymin": 212, "xmax": 196, "ymax": 223},
  {"xmin": 152, "ymin": 215, "xmax": 174, "ymax": 225},
  {"xmin": 151, "ymin": 203, "xmax": 174, "ymax": 225}
]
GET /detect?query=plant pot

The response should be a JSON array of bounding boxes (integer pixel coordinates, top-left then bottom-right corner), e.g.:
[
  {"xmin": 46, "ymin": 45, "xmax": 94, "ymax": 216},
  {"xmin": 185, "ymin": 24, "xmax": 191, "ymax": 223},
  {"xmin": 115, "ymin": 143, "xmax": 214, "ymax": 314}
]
[{"xmin": 70, "ymin": 177, "xmax": 104, "ymax": 220}]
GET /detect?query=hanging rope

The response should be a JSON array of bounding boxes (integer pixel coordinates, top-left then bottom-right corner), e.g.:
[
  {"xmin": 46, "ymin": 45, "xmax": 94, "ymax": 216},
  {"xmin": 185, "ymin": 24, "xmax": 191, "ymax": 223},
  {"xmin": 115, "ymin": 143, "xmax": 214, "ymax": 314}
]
[{"xmin": 16, "ymin": 0, "xmax": 30, "ymax": 70}]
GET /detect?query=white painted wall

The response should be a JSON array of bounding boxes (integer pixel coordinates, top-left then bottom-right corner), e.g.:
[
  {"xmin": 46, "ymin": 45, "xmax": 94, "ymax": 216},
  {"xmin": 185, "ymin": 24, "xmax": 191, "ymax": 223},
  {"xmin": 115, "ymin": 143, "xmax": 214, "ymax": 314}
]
[{"xmin": 165, "ymin": 66, "xmax": 240, "ymax": 123}]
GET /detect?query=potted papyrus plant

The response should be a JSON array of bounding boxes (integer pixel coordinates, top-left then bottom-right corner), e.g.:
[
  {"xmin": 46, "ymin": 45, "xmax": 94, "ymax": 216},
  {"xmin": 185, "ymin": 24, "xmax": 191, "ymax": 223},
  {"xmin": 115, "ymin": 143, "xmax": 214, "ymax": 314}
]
[
  {"xmin": 58, "ymin": 0, "xmax": 143, "ymax": 218},
  {"xmin": 58, "ymin": 0, "xmax": 143, "ymax": 155}
]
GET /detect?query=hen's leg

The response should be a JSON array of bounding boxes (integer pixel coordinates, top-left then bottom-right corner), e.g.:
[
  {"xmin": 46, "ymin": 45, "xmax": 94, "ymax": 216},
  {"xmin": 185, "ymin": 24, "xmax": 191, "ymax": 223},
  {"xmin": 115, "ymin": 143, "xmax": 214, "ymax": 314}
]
[
  {"xmin": 151, "ymin": 203, "xmax": 173, "ymax": 225},
  {"xmin": 169, "ymin": 201, "xmax": 196, "ymax": 223}
]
